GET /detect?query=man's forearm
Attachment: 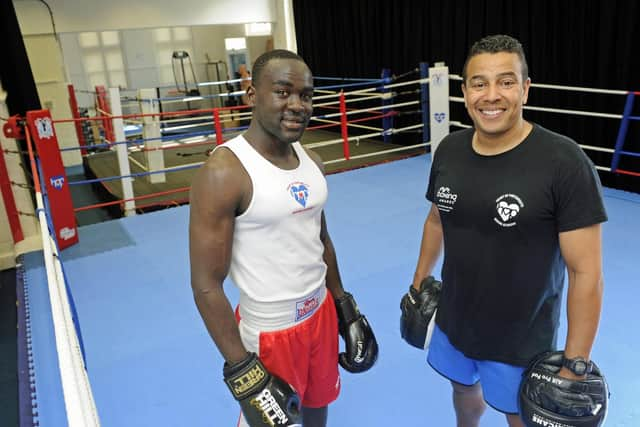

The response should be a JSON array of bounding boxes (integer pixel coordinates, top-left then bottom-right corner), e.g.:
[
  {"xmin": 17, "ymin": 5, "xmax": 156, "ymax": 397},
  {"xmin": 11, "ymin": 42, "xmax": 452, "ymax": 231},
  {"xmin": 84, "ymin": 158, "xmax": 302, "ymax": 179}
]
[
  {"xmin": 564, "ymin": 270, "xmax": 603, "ymax": 359},
  {"xmin": 194, "ymin": 286, "xmax": 247, "ymax": 363},
  {"xmin": 322, "ymin": 235, "xmax": 346, "ymax": 299},
  {"xmin": 412, "ymin": 215, "xmax": 443, "ymax": 287}
]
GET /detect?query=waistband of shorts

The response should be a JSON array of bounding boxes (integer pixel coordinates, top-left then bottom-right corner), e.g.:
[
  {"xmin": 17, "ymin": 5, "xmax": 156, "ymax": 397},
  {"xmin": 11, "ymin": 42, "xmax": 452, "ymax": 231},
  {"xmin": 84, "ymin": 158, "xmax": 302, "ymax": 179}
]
[{"xmin": 238, "ymin": 286, "xmax": 327, "ymax": 330}]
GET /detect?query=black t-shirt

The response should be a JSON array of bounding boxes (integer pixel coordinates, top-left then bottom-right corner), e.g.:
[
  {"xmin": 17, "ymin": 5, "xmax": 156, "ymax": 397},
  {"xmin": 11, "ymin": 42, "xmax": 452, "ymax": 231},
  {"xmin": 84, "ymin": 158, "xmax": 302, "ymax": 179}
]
[{"xmin": 426, "ymin": 124, "xmax": 607, "ymax": 366}]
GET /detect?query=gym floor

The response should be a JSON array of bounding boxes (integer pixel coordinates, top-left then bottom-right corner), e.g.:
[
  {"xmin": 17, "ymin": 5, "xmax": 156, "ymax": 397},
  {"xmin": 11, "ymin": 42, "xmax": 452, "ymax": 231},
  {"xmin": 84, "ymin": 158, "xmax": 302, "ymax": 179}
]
[{"xmin": 20, "ymin": 154, "xmax": 640, "ymax": 426}]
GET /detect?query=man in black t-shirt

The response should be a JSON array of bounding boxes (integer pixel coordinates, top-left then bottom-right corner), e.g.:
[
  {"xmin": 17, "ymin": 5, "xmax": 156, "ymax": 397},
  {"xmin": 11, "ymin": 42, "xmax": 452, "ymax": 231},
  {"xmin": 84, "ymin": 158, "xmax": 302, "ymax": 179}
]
[{"xmin": 409, "ymin": 35, "xmax": 607, "ymax": 426}]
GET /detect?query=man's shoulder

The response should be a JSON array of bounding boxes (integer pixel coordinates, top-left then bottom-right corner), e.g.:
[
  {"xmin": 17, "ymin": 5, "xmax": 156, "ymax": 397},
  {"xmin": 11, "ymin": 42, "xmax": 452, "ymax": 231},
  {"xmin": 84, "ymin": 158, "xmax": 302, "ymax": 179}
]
[
  {"xmin": 443, "ymin": 127, "xmax": 474, "ymax": 143},
  {"xmin": 531, "ymin": 124, "xmax": 590, "ymax": 163},
  {"xmin": 531, "ymin": 124, "xmax": 580, "ymax": 150},
  {"xmin": 435, "ymin": 128, "xmax": 473, "ymax": 158}
]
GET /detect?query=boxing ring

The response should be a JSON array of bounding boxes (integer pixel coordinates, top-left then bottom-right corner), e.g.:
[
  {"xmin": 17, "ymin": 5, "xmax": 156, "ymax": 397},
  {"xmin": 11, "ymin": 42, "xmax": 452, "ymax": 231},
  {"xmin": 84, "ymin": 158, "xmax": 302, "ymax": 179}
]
[
  {"xmin": 4, "ymin": 65, "xmax": 640, "ymax": 426},
  {"xmin": 60, "ymin": 69, "xmax": 429, "ymax": 219}
]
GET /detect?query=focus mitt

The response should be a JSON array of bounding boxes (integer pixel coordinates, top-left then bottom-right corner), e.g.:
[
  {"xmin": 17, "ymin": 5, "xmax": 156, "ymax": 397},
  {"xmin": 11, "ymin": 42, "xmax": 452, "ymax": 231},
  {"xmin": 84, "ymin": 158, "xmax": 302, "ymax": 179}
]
[{"xmin": 519, "ymin": 351, "xmax": 609, "ymax": 427}]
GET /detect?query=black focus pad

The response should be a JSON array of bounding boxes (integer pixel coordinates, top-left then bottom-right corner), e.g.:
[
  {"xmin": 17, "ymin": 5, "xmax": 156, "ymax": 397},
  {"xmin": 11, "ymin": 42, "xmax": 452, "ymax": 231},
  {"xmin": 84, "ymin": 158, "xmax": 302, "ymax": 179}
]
[
  {"xmin": 519, "ymin": 351, "xmax": 609, "ymax": 427},
  {"xmin": 400, "ymin": 276, "xmax": 442, "ymax": 349},
  {"xmin": 223, "ymin": 352, "xmax": 302, "ymax": 426},
  {"xmin": 335, "ymin": 292, "xmax": 378, "ymax": 373}
]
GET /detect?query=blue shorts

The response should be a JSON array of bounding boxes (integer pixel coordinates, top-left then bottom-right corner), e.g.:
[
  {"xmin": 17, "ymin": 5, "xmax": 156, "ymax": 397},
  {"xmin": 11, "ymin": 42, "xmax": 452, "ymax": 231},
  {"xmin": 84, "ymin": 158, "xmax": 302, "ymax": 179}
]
[{"xmin": 427, "ymin": 325, "xmax": 525, "ymax": 414}]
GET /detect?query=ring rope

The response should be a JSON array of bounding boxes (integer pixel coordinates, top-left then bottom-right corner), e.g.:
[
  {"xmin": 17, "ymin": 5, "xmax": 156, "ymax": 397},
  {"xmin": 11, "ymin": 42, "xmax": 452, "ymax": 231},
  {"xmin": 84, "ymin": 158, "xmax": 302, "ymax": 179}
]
[
  {"xmin": 311, "ymin": 118, "xmax": 383, "ymax": 132},
  {"xmin": 449, "ymin": 97, "xmax": 624, "ymax": 119},
  {"xmin": 449, "ymin": 73, "xmax": 631, "ymax": 95},
  {"xmin": 323, "ymin": 141, "xmax": 429, "ymax": 165},
  {"xmin": 306, "ymin": 123, "xmax": 423, "ymax": 149}
]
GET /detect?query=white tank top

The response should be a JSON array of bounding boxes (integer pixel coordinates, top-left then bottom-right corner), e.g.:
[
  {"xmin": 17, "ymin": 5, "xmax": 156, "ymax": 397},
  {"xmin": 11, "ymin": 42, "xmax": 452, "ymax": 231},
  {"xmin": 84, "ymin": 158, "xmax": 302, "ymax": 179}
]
[{"xmin": 220, "ymin": 135, "xmax": 328, "ymax": 329}]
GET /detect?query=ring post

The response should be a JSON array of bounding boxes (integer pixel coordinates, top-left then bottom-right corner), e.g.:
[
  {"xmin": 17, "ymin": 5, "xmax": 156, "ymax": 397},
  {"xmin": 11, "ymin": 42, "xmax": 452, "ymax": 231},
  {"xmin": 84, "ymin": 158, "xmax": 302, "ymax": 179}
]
[
  {"xmin": 110, "ymin": 87, "xmax": 137, "ymax": 216},
  {"xmin": 67, "ymin": 84, "xmax": 87, "ymax": 156},
  {"xmin": 138, "ymin": 88, "xmax": 166, "ymax": 183},
  {"xmin": 339, "ymin": 91, "xmax": 350, "ymax": 160},
  {"xmin": 611, "ymin": 92, "xmax": 635, "ymax": 172},
  {"xmin": 428, "ymin": 63, "xmax": 450, "ymax": 154},
  {"xmin": 381, "ymin": 68, "xmax": 393, "ymax": 143},
  {"xmin": 95, "ymin": 85, "xmax": 114, "ymax": 144},
  {"xmin": 214, "ymin": 108, "xmax": 223, "ymax": 145},
  {"xmin": 25, "ymin": 110, "xmax": 79, "ymax": 249},
  {"xmin": 419, "ymin": 62, "xmax": 430, "ymax": 148}
]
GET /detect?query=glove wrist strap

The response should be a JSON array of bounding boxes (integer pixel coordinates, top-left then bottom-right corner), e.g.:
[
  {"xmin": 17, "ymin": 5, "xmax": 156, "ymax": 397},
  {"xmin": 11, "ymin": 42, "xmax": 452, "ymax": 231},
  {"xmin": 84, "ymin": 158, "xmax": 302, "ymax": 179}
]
[
  {"xmin": 335, "ymin": 292, "xmax": 360, "ymax": 324},
  {"xmin": 223, "ymin": 352, "xmax": 269, "ymax": 401}
]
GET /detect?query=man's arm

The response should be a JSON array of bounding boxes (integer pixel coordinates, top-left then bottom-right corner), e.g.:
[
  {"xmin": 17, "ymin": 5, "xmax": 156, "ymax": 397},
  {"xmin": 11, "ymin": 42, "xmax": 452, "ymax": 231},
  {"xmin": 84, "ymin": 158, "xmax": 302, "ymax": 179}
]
[
  {"xmin": 320, "ymin": 212, "xmax": 346, "ymax": 300},
  {"xmin": 304, "ymin": 148, "xmax": 346, "ymax": 299},
  {"xmin": 305, "ymin": 148, "xmax": 377, "ymax": 372},
  {"xmin": 189, "ymin": 149, "xmax": 248, "ymax": 364},
  {"xmin": 412, "ymin": 204, "xmax": 444, "ymax": 289},
  {"xmin": 558, "ymin": 223, "xmax": 604, "ymax": 379}
]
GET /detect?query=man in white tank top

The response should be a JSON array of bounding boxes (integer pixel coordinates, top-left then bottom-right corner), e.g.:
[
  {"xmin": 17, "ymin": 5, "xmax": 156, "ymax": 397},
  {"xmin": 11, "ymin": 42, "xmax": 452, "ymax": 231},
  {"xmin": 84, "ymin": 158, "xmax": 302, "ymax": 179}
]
[{"xmin": 189, "ymin": 50, "xmax": 378, "ymax": 427}]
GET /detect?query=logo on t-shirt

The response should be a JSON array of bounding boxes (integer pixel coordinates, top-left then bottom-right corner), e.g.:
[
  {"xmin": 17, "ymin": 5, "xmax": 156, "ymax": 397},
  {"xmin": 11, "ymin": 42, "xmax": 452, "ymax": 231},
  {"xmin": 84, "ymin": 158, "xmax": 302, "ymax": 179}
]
[
  {"xmin": 494, "ymin": 194, "xmax": 524, "ymax": 227},
  {"xmin": 288, "ymin": 182, "xmax": 309, "ymax": 208},
  {"xmin": 436, "ymin": 186, "xmax": 458, "ymax": 212}
]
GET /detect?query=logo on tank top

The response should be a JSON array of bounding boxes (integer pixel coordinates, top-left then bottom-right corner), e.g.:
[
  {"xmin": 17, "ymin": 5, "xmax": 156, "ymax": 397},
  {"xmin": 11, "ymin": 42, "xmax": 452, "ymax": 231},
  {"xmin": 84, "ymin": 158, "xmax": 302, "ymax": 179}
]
[
  {"xmin": 494, "ymin": 194, "xmax": 525, "ymax": 227},
  {"xmin": 288, "ymin": 181, "xmax": 309, "ymax": 208}
]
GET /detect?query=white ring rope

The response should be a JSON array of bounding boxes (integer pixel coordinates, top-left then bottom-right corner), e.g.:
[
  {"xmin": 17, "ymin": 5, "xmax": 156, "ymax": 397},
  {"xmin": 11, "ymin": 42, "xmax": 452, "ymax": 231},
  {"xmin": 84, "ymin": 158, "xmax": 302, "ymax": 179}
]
[
  {"xmin": 306, "ymin": 123, "xmax": 424, "ymax": 149},
  {"xmin": 313, "ymin": 93, "xmax": 386, "ymax": 106},
  {"xmin": 449, "ymin": 73, "xmax": 629, "ymax": 95},
  {"xmin": 198, "ymin": 77, "xmax": 251, "ymax": 87},
  {"xmin": 314, "ymin": 100, "xmax": 420, "ymax": 120},
  {"xmin": 34, "ymin": 191, "xmax": 101, "ymax": 426},
  {"xmin": 323, "ymin": 141, "xmax": 430, "ymax": 165},
  {"xmin": 449, "ymin": 96, "xmax": 623, "ymax": 119},
  {"xmin": 311, "ymin": 117, "xmax": 383, "ymax": 132}
]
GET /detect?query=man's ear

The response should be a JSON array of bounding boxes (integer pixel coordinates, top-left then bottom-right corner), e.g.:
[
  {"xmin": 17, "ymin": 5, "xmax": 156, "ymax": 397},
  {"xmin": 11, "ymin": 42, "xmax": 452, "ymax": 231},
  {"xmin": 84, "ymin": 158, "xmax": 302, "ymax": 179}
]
[{"xmin": 246, "ymin": 86, "xmax": 256, "ymax": 106}]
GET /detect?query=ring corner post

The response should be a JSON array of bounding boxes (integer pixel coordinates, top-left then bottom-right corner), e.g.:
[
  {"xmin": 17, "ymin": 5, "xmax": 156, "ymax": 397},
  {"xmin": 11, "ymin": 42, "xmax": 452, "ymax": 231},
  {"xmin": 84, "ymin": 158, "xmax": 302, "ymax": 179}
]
[
  {"xmin": 137, "ymin": 87, "xmax": 166, "ymax": 184},
  {"xmin": 339, "ymin": 91, "xmax": 351, "ymax": 160},
  {"xmin": 112, "ymin": 87, "xmax": 137, "ymax": 216},
  {"xmin": 381, "ymin": 68, "xmax": 393, "ymax": 144},
  {"xmin": 611, "ymin": 92, "xmax": 635, "ymax": 173},
  {"xmin": 419, "ymin": 62, "xmax": 430, "ymax": 151},
  {"xmin": 428, "ymin": 63, "xmax": 450, "ymax": 155},
  {"xmin": 25, "ymin": 110, "xmax": 79, "ymax": 250}
]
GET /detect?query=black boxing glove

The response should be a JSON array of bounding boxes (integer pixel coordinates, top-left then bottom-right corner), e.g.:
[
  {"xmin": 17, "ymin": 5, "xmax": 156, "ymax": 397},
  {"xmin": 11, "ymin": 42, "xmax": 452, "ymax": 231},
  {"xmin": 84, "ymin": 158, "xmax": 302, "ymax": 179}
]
[
  {"xmin": 400, "ymin": 276, "xmax": 442, "ymax": 350},
  {"xmin": 223, "ymin": 352, "xmax": 302, "ymax": 427},
  {"xmin": 335, "ymin": 292, "xmax": 378, "ymax": 373}
]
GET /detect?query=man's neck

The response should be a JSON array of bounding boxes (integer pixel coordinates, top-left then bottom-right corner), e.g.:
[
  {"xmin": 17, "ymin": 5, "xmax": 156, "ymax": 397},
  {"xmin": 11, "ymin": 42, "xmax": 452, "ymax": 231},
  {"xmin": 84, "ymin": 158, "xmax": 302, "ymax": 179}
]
[{"xmin": 472, "ymin": 120, "xmax": 532, "ymax": 156}]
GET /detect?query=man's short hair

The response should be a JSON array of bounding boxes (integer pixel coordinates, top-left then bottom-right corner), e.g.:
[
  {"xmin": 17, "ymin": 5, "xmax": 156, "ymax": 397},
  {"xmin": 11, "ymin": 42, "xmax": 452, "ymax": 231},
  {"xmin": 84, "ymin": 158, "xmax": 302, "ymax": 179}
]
[
  {"xmin": 461, "ymin": 34, "xmax": 529, "ymax": 83},
  {"xmin": 251, "ymin": 49, "xmax": 308, "ymax": 86}
]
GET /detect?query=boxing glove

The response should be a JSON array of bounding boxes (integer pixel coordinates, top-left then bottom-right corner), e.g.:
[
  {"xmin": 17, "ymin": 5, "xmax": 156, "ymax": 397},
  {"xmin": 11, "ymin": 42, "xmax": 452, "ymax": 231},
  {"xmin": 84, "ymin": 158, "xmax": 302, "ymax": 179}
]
[
  {"xmin": 400, "ymin": 276, "xmax": 442, "ymax": 350},
  {"xmin": 223, "ymin": 352, "xmax": 302, "ymax": 427},
  {"xmin": 335, "ymin": 292, "xmax": 378, "ymax": 373}
]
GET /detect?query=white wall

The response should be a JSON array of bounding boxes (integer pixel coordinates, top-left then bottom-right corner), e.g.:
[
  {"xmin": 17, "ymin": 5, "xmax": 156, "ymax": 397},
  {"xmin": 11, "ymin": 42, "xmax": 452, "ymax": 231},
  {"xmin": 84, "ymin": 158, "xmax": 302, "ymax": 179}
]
[
  {"xmin": 14, "ymin": 0, "xmax": 277, "ymax": 34},
  {"xmin": 21, "ymin": 33, "xmax": 82, "ymax": 166}
]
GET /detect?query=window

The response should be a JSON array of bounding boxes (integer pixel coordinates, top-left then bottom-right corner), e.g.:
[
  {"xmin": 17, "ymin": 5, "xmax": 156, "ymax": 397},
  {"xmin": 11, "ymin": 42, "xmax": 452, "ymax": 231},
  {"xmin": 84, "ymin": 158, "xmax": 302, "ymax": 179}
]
[
  {"xmin": 245, "ymin": 22, "xmax": 272, "ymax": 37},
  {"xmin": 78, "ymin": 31, "xmax": 127, "ymax": 90},
  {"xmin": 224, "ymin": 37, "xmax": 247, "ymax": 51},
  {"xmin": 153, "ymin": 27, "xmax": 195, "ymax": 85}
]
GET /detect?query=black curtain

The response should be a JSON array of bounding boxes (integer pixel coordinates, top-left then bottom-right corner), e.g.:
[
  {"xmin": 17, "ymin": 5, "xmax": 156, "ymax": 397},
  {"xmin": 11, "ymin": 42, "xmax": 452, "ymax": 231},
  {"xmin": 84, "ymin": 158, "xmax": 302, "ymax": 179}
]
[
  {"xmin": 293, "ymin": 0, "xmax": 640, "ymax": 193},
  {"xmin": 0, "ymin": 0, "xmax": 41, "ymax": 187},
  {"xmin": 0, "ymin": 2, "xmax": 41, "ymax": 116}
]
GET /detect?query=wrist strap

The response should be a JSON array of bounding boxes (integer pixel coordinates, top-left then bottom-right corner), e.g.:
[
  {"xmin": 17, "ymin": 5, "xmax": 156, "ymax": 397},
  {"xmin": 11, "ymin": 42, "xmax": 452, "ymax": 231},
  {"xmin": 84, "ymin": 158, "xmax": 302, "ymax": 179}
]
[
  {"xmin": 223, "ymin": 352, "xmax": 269, "ymax": 400},
  {"xmin": 335, "ymin": 292, "xmax": 360, "ymax": 324}
]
